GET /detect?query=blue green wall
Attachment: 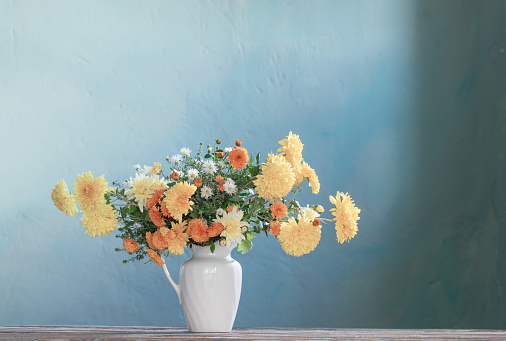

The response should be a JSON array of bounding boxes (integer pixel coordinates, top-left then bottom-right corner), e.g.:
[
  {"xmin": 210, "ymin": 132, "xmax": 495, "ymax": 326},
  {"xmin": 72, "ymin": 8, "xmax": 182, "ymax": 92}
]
[{"xmin": 1, "ymin": 0, "xmax": 505, "ymax": 328}]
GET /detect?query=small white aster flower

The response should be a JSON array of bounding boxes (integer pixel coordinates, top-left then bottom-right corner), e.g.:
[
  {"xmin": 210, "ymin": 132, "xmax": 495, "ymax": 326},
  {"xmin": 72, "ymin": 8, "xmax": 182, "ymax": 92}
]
[
  {"xmin": 124, "ymin": 177, "xmax": 134, "ymax": 189},
  {"xmin": 223, "ymin": 178, "xmax": 237, "ymax": 195},
  {"xmin": 133, "ymin": 164, "xmax": 141, "ymax": 171},
  {"xmin": 216, "ymin": 208, "xmax": 226, "ymax": 216},
  {"xmin": 180, "ymin": 147, "xmax": 191, "ymax": 157},
  {"xmin": 218, "ymin": 160, "xmax": 226, "ymax": 168},
  {"xmin": 201, "ymin": 185, "xmax": 213, "ymax": 199},
  {"xmin": 202, "ymin": 160, "xmax": 217, "ymax": 175},
  {"xmin": 224, "ymin": 147, "xmax": 233, "ymax": 153},
  {"xmin": 170, "ymin": 154, "xmax": 182, "ymax": 164},
  {"xmin": 187, "ymin": 168, "xmax": 199, "ymax": 181}
]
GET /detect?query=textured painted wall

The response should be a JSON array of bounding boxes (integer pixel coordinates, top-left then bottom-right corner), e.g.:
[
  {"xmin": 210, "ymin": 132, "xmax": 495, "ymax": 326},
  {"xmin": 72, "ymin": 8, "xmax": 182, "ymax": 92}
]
[{"xmin": 1, "ymin": 0, "xmax": 505, "ymax": 329}]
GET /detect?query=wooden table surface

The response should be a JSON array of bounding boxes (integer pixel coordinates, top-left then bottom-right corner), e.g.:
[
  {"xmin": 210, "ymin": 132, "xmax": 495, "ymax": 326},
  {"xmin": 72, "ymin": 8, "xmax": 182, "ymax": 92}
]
[{"xmin": 1, "ymin": 326, "xmax": 506, "ymax": 340}]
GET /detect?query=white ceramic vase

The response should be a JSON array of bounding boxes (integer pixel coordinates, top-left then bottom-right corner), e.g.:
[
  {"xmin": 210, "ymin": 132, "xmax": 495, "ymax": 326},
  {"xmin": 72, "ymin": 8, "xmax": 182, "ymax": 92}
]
[{"xmin": 161, "ymin": 242, "xmax": 242, "ymax": 332}]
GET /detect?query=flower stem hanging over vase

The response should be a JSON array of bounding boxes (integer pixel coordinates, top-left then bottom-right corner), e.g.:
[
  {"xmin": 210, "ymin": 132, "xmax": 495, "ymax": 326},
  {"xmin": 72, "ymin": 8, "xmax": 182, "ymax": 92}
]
[{"xmin": 51, "ymin": 132, "xmax": 361, "ymax": 333}]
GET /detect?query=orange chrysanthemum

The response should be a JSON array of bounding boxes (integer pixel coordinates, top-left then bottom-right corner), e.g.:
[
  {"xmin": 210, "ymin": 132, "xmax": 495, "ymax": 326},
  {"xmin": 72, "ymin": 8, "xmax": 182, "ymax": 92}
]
[
  {"xmin": 217, "ymin": 152, "xmax": 223, "ymax": 158},
  {"xmin": 208, "ymin": 222, "xmax": 224, "ymax": 238},
  {"xmin": 270, "ymin": 201, "xmax": 288, "ymax": 220},
  {"xmin": 151, "ymin": 229, "xmax": 167, "ymax": 250},
  {"xmin": 228, "ymin": 147, "xmax": 249, "ymax": 170},
  {"xmin": 218, "ymin": 182, "xmax": 225, "ymax": 192},
  {"xmin": 187, "ymin": 218, "xmax": 210, "ymax": 243},
  {"xmin": 74, "ymin": 171, "xmax": 108, "ymax": 212},
  {"xmin": 123, "ymin": 238, "xmax": 140, "ymax": 253},
  {"xmin": 301, "ymin": 162, "xmax": 320, "ymax": 194},
  {"xmin": 171, "ymin": 171, "xmax": 179, "ymax": 180},
  {"xmin": 215, "ymin": 176, "xmax": 224, "ymax": 183},
  {"xmin": 147, "ymin": 249, "xmax": 164, "ymax": 266},
  {"xmin": 149, "ymin": 206, "xmax": 166, "ymax": 228},
  {"xmin": 146, "ymin": 189, "xmax": 164, "ymax": 209},
  {"xmin": 160, "ymin": 203, "xmax": 172, "ymax": 220},
  {"xmin": 269, "ymin": 221, "xmax": 282, "ymax": 237},
  {"xmin": 162, "ymin": 222, "xmax": 189, "ymax": 255},
  {"xmin": 145, "ymin": 231, "xmax": 155, "ymax": 249},
  {"xmin": 193, "ymin": 178, "xmax": 202, "ymax": 187},
  {"xmin": 163, "ymin": 182, "xmax": 197, "ymax": 222}
]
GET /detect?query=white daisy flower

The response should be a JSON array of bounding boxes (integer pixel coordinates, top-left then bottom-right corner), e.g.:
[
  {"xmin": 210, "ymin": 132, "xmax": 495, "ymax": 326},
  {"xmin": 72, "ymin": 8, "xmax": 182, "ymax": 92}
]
[
  {"xmin": 223, "ymin": 178, "xmax": 237, "ymax": 195},
  {"xmin": 187, "ymin": 168, "xmax": 199, "ymax": 181},
  {"xmin": 180, "ymin": 147, "xmax": 191, "ymax": 157},
  {"xmin": 201, "ymin": 185, "xmax": 213, "ymax": 200},
  {"xmin": 218, "ymin": 160, "xmax": 226, "ymax": 168},
  {"xmin": 224, "ymin": 147, "xmax": 233, "ymax": 153},
  {"xmin": 202, "ymin": 160, "xmax": 217, "ymax": 175},
  {"xmin": 170, "ymin": 154, "xmax": 182, "ymax": 164},
  {"xmin": 216, "ymin": 208, "xmax": 226, "ymax": 216}
]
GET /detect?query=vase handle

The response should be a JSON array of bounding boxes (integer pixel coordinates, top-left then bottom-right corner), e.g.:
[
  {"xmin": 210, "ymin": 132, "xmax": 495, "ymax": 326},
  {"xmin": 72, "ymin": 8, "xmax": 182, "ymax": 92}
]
[{"xmin": 160, "ymin": 253, "xmax": 181, "ymax": 305}]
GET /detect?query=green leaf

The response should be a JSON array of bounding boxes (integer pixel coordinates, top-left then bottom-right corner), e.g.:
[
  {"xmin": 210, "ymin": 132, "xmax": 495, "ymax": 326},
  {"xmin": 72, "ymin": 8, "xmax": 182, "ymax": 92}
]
[
  {"xmin": 210, "ymin": 243, "xmax": 216, "ymax": 253},
  {"xmin": 204, "ymin": 154, "xmax": 212, "ymax": 159},
  {"xmin": 246, "ymin": 232, "xmax": 256, "ymax": 240},
  {"xmin": 237, "ymin": 238, "xmax": 253, "ymax": 254}
]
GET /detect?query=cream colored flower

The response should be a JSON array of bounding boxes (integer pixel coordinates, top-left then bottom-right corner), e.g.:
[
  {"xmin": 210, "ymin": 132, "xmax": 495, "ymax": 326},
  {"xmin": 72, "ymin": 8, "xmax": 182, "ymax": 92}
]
[
  {"xmin": 278, "ymin": 213, "xmax": 321, "ymax": 257},
  {"xmin": 329, "ymin": 192, "xmax": 360, "ymax": 243},
  {"xmin": 277, "ymin": 131, "xmax": 304, "ymax": 184},
  {"xmin": 214, "ymin": 207, "xmax": 247, "ymax": 245},
  {"xmin": 253, "ymin": 153, "xmax": 295, "ymax": 201},
  {"xmin": 51, "ymin": 179, "xmax": 78, "ymax": 216},
  {"xmin": 125, "ymin": 173, "xmax": 155, "ymax": 212},
  {"xmin": 80, "ymin": 204, "xmax": 118, "ymax": 238},
  {"xmin": 74, "ymin": 171, "xmax": 108, "ymax": 212}
]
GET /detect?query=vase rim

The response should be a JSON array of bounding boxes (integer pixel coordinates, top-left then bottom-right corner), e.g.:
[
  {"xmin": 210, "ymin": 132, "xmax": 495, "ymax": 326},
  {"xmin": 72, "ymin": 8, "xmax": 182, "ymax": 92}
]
[{"xmin": 190, "ymin": 241, "xmax": 237, "ymax": 258}]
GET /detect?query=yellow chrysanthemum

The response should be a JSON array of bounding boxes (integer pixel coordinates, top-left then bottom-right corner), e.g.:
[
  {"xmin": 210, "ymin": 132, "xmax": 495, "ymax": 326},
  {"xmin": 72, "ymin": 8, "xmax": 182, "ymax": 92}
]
[
  {"xmin": 214, "ymin": 207, "xmax": 247, "ymax": 245},
  {"xmin": 74, "ymin": 171, "xmax": 108, "ymax": 212},
  {"xmin": 277, "ymin": 131, "xmax": 304, "ymax": 184},
  {"xmin": 152, "ymin": 176, "xmax": 169, "ymax": 192},
  {"xmin": 149, "ymin": 162, "xmax": 162, "ymax": 175},
  {"xmin": 80, "ymin": 204, "xmax": 118, "ymax": 238},
  {"xmin": 253, "ymin": 153, "xmax": 295, "ymax": 201},
  {"xmin": 329, "ymin": 192, "xmax": 360, "ymax": 243},
  {"xmin": 125, "ymin": 173, "xmax": 155, "ymax": 212},
  {"xmin": 301, "ymin": 162, "xmax": 320, "ymax": 194},
  {"xmin": 163, "ymin": 181, "xmax": 197, "ymax": 222},
  {"xmin": 51, "ymin": 179, "xmax": 78, "ymax": 216},
  {"xmin": 161, "ymin": 222, "xmax": 189, "ymax": 255},
  {"xmin": 278, "ymin": 213, "xmax": 321, "ymax": 257}
]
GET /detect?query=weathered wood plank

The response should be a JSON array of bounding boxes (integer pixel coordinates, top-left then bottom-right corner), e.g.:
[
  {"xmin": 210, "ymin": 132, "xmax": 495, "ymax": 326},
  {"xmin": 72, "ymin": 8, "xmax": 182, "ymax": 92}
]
[{"xmin": 1, "ymin": 326, "xmax": 506, "ymax": 340}]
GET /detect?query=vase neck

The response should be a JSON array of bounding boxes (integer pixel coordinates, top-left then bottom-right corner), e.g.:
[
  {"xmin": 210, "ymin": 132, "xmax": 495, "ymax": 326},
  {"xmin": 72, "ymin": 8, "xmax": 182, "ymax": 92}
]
[{"xmin": 191, "ymin": 242, "xmax": 237, "ymax": 259}]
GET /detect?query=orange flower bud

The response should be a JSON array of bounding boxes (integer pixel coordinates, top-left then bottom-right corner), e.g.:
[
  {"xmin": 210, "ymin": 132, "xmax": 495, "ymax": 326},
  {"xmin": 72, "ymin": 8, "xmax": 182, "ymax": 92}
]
[
  {"xmin": 170, "ymin": 171, "xmax": 179, "ymax": 180},
  {"xmin": 235, "ymin": 139, "xmax": 242, "ymax": 146},
  {"xmin": 216, "ymin": 139, "xmax": 222, "ymax": 144},
  {"xmin": 313, "ymin": 218, "xmax": 320, "ymax": 226},
  {"xmin": 217, "ymin": 152, "xmax": 223, "ymax": 158}
]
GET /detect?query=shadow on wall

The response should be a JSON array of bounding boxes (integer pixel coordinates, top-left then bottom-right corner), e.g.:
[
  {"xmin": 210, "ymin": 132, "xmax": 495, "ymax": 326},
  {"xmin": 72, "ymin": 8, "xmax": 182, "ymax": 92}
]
[{"xmin": 394, "ymin": 1, "xmax": 506, "ymax": 328}]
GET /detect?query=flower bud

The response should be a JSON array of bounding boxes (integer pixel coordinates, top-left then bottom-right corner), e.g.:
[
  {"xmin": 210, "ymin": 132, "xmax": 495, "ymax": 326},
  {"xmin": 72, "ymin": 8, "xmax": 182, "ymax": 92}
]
[
  {"xmin": 241, "ymin": 226, "xmax": 248, "ymax": 233},
  {"xmin": 171, "ymin": 171, "xmax": 179, "ymax": 180},
  {"xmin": 217, "ymin": 152, "xmax": 223, "ymax": 158},
  {"xmin": 208, "ymin": 146, "xmax": 212, "ymax": 152},
  {"xmin": 315, "ymin": 205, "xmax": 324, "ymax": 213},
  {"xmin": 165, "ymin": 156, "xmax": 169, "ymax": 161},
  {"xmin": 219, "ymin": 239, "xmax": 227, "ymax": 247},
  {"xmin": 216, "ymin": 139, "xmax": 222, "ymax": 144},
  {"xmin": 313, "ymin": 218, "xmax": 320, "ymax": 226},
  {"xmin": 235, "ymin": 139, "xmax": 242, "ymax": 146}
]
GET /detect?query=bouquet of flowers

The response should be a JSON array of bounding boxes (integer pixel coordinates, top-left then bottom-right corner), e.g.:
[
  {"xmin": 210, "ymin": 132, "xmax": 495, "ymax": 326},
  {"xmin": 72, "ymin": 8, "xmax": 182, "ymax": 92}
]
[{"xmin": 51, "ymin": 132, "xmax": 360, "ymax": 265}]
